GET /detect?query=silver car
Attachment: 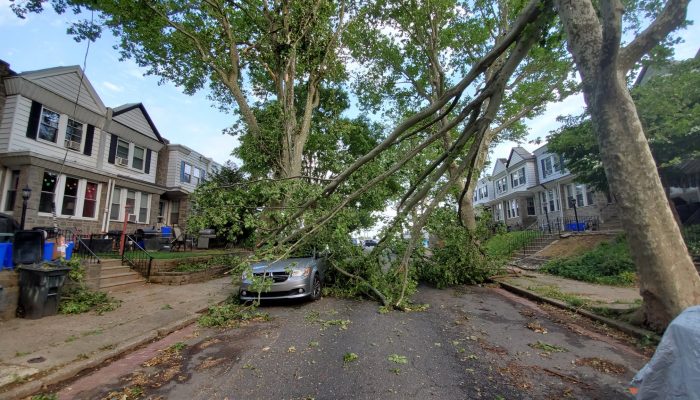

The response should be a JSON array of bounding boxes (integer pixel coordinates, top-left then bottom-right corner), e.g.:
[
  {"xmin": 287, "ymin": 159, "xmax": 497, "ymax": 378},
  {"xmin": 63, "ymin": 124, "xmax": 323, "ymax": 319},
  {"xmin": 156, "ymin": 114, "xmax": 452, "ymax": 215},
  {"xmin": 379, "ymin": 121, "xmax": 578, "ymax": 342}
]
[{"xmin": 239, "ymin": 255, "xmax": 327, "ymax": 301}]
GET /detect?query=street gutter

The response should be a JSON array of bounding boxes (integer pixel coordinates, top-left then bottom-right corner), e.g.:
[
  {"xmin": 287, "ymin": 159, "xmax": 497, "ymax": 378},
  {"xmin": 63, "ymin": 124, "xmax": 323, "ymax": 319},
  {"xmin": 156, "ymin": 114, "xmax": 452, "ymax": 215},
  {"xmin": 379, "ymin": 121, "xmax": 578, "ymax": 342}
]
[{"xmin": 494, "ymin": 279, "xmax": 660, "ymax": 343}]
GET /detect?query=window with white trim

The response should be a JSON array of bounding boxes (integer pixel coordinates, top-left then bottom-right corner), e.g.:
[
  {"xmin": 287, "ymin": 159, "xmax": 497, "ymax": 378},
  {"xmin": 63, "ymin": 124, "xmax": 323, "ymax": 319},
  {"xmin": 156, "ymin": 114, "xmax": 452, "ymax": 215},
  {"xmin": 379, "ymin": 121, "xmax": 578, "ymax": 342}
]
[
  {"xmin": 193, "ymin": 166, "xmax": 201, "ymax": 185},
  {"xmin": 3, "ymin": 170, "xmax": 20, "ymax": 212},
  {"xmin": 507, "ymin": 199, "xmax": 519, "ymax": 219},
  {"xmin": 540, "ymin": 155, "xmax": 562, "ymax": 178},
  {"xmin": 182, "ymin": 163, "xmax": 192, "ymax": 183},
  {"xmin": 109, "ymin": 186, "xmax": 151, "ymax": 222},
  {"xmin": 527, "ymin": 197, "xmax": 536, "ymax": 216},
  {"xmin": 510, "ymin": 167, "xmax": 526, "ymax": 188},
  {"xmin": 39, "ymin": 172, "xmax": 58, "ymax": 213},
  {"xmin": 132, "ymin": 146, "xmax": 145, "ymax": 170},
  {"xmin": 65, "ymin": 118, "xmax": 83, "ymax": 151},
  {"xmin": 566, "ymin": 183, "xmax": 590, "ymax": 208},
  {"xmin": 116, "ymin": 139, "xmax": 130, "ymax": 165},
  {"xmin": 38, "ymin": 107, "xmax": 59, "ymax": 142},
  {"xmin": 496, "ymin": 177, "xmax": 507, "ymax": 194},
  {"xmin": 540, "ymin": 189, "xmax": 560, "ymax": 213},
  {"xmin": 37, "ymin": 172, "xmax": 100, "ymax": 218}
]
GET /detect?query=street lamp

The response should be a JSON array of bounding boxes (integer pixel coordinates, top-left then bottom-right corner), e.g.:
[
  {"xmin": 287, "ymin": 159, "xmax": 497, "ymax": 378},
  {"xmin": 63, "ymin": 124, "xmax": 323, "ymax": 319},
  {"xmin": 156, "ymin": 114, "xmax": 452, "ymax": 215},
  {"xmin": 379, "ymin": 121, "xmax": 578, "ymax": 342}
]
[{"xmin": 20, "ymin": 185, "xmax": 31, "ymax": 230}]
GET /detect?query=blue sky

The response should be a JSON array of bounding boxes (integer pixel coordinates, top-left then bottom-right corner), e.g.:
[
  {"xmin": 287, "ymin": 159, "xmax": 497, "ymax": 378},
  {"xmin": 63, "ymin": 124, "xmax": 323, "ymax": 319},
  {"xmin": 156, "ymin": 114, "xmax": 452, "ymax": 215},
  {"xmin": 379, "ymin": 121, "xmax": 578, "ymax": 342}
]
[{"xmin": 1, "ymin": 0, "xmax": 699, "ymax": 167}]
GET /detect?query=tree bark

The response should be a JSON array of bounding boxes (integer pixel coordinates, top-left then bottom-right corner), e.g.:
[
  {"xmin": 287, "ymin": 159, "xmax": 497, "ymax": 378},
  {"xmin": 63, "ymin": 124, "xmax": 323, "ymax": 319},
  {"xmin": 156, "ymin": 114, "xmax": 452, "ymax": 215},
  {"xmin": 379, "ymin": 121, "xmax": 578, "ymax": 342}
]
[{"xmin": 556, "ymin": 0, "xmax": 700, "ymax": 331}]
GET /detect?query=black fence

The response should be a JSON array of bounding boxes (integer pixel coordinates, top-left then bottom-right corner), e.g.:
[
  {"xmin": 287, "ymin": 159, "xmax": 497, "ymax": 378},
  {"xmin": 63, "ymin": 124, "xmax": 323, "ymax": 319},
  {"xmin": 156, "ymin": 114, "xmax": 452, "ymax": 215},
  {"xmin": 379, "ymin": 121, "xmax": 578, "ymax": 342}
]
[{"xmin": 122, "ymin": 234, "xmax": 154, "ymax": 279}]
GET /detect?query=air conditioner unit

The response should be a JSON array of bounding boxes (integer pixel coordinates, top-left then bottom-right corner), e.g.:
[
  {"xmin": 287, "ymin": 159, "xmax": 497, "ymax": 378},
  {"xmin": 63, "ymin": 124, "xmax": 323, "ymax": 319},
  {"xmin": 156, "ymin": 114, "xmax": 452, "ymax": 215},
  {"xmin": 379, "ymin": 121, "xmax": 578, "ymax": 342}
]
[
  {"xmin": 116, "ymin": 157, "xmax": 129, "ymax": 166},
  {"xmin": 64, "ymin": 140, "xmax": 81, "ymax": 151},
  {"xmin": 128, "ymin": 214, "xmax": 137, "ymax": 222}
]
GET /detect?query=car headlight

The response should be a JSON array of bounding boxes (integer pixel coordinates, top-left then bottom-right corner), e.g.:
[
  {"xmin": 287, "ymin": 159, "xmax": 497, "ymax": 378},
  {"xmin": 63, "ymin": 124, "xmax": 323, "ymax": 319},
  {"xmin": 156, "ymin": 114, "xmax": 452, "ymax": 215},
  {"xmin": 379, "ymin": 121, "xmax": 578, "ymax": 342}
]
[{"xmin": 291, "ymin": 267, "xmax": 311, "ymax": 277}]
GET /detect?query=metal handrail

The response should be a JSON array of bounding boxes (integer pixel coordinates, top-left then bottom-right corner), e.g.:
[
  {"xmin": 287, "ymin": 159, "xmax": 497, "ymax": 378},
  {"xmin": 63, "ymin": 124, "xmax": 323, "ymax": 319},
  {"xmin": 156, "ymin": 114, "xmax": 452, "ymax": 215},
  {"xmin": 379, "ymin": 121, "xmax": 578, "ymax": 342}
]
[
  {"xmin": 122, "ymin": 234, "xmax": 154, "ymax": 279},
  {"xmin": 61, "ymin": 228, "xmax": 101, "ymax": 265}
]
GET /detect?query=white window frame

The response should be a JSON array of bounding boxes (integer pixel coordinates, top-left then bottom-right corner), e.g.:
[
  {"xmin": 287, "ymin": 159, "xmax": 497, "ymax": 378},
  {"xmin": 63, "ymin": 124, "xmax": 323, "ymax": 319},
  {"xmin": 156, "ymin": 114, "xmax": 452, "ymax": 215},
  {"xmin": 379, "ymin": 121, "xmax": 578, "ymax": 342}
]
[
  {"xmin": 182, "ymin": 163, "xmax": 192, "ymax": 183},
  {"xmin": 37, "ymin": 173, "xmax": 101, "ymax": 220},
  {"xmin": 37, "ymin": 106, "xmax": 60, "ymax": 143},
  {"xmin": 496, "ymin": 177, "xmax": 508, "ymax": 194},
  {"xmin": 132, "ymin": 145, "xmax": 145, "ymax": 171},
  {"xmin": 109, "ymin": 186, "xmax": 151, "ymax": 222},
  {"xmin": 526, "ymin": 197, "xmax": 536, "ymax": 216},
  {"xmin": 2, "ymin": 169, "xmax": 20, "ymax": 213},
  {"xmin": 64, "ymin": 118, "xmax": 84, "ymax": 151},
  {"xmin": 510, "ymin": 167, "xmax": 526, "ymax": 188},
  {"xmin": 566, "ymin": 183, "xmax": 591, "ymax": 208},
  {"xmin": 507, "ymin": 199, "xmax": 519, "ymax": 219}
]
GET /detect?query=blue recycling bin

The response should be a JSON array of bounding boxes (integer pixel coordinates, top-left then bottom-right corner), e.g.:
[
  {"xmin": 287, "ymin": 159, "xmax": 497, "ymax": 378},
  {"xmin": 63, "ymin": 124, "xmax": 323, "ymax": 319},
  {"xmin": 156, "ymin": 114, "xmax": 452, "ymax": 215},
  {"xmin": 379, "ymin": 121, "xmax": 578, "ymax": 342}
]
[
  {"xmin": 42, "ymin": 243, "xmax": 54, "ymax": 261},
  {"xmin": 161, "ymin": 226, "xmax": 172, "ymax": 238},
  {"xmin": 0, "ymin": 243, "xmax": 9, "ymax": 269},
  {"xmin": 566, "ymin": 222, "xmax": 586, "ymax": 232},
  {"xmin": 65, "ymin": 242, "xmax": 74, "ymax": 260}
]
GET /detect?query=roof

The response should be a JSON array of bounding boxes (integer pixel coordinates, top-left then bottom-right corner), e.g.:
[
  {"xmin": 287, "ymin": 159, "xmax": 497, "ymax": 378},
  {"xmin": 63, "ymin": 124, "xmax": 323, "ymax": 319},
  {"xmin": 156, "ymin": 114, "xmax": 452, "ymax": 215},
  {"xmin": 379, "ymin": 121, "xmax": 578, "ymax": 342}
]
[
  {"xmin": 15, "ymin": 64, "xmax": 106, "ymax": 113},
  {"xmin": 506, "ymin": 146, "xmax": 534, "ymax": 167}
]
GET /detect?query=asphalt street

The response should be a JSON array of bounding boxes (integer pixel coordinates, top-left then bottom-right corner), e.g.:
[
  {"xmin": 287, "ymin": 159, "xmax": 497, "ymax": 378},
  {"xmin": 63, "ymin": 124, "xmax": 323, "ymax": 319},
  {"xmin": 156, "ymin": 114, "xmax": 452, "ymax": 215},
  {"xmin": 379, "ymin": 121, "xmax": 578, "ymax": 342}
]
[{"xmin": 54, "ymin": 285, "xmax": 648, "ymax": 399}]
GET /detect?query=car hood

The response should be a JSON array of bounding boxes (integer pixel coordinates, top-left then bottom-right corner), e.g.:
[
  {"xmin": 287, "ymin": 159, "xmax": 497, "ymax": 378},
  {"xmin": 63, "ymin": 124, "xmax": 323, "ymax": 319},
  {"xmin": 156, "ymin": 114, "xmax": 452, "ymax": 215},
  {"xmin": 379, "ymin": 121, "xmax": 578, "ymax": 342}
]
[{"xmin": 251, "ymin": 257, "xmax": 315, "ymax": 273}]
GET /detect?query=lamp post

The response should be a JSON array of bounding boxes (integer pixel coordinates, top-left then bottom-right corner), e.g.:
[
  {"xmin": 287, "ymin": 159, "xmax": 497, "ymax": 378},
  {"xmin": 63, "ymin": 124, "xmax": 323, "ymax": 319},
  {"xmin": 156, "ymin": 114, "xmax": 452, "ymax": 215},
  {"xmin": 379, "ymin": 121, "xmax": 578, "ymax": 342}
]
[{"xmin": 20, "ymin": 185, "xmax": 31, "ymax": 230}]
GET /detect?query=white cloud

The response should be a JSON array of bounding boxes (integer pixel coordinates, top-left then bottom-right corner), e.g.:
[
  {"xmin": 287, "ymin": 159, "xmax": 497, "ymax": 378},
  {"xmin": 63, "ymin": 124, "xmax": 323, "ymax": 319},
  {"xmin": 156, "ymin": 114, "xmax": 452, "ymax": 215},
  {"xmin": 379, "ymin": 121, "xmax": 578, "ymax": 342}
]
[{"xmin": 102, "ymin": 81, "xmax": 124, "ymax": 92}]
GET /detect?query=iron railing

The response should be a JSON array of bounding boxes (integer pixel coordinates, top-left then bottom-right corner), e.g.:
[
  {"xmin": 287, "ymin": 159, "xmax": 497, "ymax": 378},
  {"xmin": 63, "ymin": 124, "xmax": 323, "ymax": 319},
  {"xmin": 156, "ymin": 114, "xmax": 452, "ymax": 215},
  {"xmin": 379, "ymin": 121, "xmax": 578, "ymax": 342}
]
[
  {"xmin": 122, "ymin": 234, "xmax": 154, "ymax": 279},
  {"xmin": 62, "ymin": 228, "xmax": 101, "ymax": 265},
  {"xmin": 537, "ymin": 216, "xmax": 601, "ymax": 233}
]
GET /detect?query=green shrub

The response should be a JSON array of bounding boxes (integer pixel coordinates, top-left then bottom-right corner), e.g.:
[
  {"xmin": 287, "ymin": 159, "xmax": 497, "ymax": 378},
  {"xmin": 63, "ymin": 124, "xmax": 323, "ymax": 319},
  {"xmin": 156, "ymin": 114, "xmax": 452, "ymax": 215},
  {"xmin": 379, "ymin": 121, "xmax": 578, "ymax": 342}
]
[
  {"xmin": 682, "ymin": 225, "xmax": 700, "ymax": 257},
  {"xmin": 541, "ymin": 236, "xmax": 636, "ymax": 286}
]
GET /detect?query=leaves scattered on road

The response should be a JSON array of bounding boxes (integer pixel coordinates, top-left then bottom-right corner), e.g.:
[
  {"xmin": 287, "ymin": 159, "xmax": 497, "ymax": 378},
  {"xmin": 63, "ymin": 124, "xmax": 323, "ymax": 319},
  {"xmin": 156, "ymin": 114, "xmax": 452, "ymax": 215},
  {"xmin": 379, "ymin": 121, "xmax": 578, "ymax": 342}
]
[
  {"xmin": 387, "ymin": 354, "xmax": 408, "ymax": 364},
  {"xmin": 574, "ymin": 357, "xmax": 627, "ymax": 375},
  {"xmin": 343, "ymin": 352, "xmax": 359, "ymax": 364},
  {"xmin": 528, "ymin": 341, "xmax": 568, "ymax": 356},
  {"xmin": 526, "ymin": 321, "xmax": 548, "ymax": 334}
]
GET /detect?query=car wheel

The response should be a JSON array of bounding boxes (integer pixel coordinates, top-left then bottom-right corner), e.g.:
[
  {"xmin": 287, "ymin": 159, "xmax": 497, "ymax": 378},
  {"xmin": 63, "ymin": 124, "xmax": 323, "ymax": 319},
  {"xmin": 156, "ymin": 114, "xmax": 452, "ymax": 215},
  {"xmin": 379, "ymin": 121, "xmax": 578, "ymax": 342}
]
[{"xmin": 311, "ymin": 274, "xmax": 322, "ymax": 301}]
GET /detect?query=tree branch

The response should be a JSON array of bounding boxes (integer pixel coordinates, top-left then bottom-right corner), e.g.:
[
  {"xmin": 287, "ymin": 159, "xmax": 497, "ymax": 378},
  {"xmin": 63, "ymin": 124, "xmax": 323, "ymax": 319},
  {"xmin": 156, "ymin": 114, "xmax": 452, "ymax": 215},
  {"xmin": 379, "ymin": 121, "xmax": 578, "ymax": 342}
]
[{"xmin": 618, "ymin": 0, "xmax": 690, "ymax": 73}]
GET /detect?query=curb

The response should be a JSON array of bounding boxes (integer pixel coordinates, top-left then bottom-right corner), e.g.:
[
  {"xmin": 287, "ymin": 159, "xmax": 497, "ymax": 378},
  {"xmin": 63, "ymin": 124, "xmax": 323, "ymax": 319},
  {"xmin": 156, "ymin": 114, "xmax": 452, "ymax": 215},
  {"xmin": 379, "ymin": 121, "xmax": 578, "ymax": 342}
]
[
  {"xmin": 495, "ymin": 279, "xmax": 660, "ymax": 342},
  {"xmin": 0, "ymin": 288, "xmax": 237, "ymax": 400},
  {"xmin": 0, "ymin": 314, "xmax": 199, "ymax": 400}
]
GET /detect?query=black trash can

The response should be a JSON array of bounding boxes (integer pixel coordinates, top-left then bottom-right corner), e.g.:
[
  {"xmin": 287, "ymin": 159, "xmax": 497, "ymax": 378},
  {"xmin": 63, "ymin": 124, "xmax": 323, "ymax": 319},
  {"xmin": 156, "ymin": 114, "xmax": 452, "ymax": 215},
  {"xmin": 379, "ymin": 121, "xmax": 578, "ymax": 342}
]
[{"xmin": 17, "ymin": 264, "xmax": 71, "ymax": 319}]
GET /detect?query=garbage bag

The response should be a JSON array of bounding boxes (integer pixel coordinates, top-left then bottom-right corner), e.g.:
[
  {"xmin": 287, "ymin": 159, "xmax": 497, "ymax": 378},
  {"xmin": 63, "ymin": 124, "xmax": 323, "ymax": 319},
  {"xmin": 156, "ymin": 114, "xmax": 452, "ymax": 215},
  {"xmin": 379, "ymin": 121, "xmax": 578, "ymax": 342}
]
[{"xmin": 630, "ymin": 305, "xmax": 700, "ymax": 399}]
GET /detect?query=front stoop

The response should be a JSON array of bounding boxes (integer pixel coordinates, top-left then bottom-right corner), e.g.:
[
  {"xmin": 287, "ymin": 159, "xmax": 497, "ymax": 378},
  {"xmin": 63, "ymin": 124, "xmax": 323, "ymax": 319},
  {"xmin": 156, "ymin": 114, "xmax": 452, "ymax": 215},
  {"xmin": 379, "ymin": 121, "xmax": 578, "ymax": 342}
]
[{"xmin": 98, "ymin": 263, "xmax": 146, "ymax": 292}]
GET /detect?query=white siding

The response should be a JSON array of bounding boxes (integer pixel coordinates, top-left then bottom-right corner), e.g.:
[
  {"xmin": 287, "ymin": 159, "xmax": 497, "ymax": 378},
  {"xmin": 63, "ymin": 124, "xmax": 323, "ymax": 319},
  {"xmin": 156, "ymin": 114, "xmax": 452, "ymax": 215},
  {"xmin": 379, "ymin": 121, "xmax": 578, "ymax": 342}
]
[
  {"xmin": 29, "ymin": 72, "xmax": 104, "ymax": 114},
  {"xmin": 100, "ymin": 134, "xmax": 159, "ymax": 184},
  {"xmin": 492, "ymin": 159, "xmax": 507, "ymax": 176},
  {"xmin": 0, "ymin": 95, "xmax": 21, "ymax": 152},
  {"xmin": 6, "ymin": 96, "xmax": 102, "ymax": 170},
  {"xmin": 525, "ymin": 162, "xmax": 537, "ymax": 187},
  {"xmin": 537, "ymin": 152, "xmax": 570, "ymax": 184},
  {"xmin": 112, "ymin": 108, "xmax": 158, "ymax": 141},
  {"xmin": 165, "ymin": 147, "xmax": 217, "ymax": 193},
  {"xmin": 509, "ymin": 151, "xmax": 524, "ymax": 166}
]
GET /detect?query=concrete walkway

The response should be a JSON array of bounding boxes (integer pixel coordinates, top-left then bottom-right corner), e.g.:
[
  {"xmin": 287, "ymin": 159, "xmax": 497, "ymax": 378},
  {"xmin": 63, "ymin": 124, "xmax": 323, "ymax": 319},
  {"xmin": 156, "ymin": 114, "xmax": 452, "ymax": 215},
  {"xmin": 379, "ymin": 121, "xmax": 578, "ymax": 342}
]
[
  {"xmin": 496, "ymin": 270, "xmax": 641, "ymax": 309},
  {"xmin": 0, "ymin": 277, "xmax": 235, "ymax": 399}
]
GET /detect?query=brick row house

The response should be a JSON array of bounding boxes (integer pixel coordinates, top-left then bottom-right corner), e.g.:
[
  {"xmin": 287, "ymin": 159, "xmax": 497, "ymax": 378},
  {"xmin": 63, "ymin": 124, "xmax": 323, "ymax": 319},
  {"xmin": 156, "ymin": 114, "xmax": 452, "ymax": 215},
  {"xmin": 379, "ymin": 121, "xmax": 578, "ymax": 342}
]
[
  {"xmin": 473, "ymin": 145, "xmax": 618, "ymax": 231},
  {"xmin": 0, "ymin": 62, "xmax": 220, "ymax": 235}
]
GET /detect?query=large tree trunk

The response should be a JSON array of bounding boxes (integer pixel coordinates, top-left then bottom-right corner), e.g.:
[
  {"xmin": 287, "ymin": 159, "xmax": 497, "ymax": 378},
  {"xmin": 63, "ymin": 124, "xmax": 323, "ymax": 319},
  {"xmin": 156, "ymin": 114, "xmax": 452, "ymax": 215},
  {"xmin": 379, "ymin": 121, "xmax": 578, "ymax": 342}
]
[{"xmin": 557, "ymin": 0, "xmax": 700, "ymax": 331}]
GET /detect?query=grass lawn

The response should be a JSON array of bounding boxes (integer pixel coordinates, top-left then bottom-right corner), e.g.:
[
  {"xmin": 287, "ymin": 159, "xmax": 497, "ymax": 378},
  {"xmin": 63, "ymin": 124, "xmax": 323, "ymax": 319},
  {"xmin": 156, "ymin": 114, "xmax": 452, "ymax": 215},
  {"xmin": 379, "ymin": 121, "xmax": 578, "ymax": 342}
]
[{"xmin": 484, "ymin": 231, "xmax": 540, "ymax": 258}]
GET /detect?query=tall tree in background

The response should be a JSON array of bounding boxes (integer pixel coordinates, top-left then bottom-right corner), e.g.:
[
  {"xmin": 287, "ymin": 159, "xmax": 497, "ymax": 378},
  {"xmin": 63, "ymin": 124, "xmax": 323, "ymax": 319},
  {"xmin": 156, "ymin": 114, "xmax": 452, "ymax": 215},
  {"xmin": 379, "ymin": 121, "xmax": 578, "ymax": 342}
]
[
  {"xmin": 555, "ymin": 0, "xmax": 700, "ymax": 330},
  {"xmin": 13, "ymin": 0, "xmax": 349, "ymax": 180},
  {"xmin": 345, "ymin": 0, "xmax": 574, "ymax": 229}
]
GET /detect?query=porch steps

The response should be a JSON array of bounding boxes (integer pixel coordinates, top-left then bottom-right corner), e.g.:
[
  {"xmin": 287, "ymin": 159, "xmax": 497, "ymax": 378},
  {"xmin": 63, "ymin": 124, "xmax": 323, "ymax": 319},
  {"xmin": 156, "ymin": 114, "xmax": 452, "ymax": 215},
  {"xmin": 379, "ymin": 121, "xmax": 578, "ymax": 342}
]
[
  {"xmin": 512, "ymin": 234, "xmax": 558, "ymax": 258},
  {"xmin": 99, "ymin": 263, "xmax": 146, "ymax": 292}
]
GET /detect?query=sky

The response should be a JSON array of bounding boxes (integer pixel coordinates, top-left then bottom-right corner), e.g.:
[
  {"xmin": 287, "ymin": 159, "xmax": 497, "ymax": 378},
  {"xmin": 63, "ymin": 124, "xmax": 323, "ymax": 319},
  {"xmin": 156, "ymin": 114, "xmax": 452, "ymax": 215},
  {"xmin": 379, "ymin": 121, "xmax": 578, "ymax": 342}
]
[{"xmin": 1, "ymin": 1, "xmax": 699, "ymax": 167}]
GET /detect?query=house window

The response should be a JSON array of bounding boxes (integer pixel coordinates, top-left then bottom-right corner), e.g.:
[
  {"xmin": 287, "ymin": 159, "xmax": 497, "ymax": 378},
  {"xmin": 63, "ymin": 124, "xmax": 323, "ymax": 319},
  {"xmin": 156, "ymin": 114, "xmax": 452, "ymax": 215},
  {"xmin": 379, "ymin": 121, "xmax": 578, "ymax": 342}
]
[
  {"xmin": 193, "ymin": 167, "xmax": 201, "ymax": 184},
  {"xmin": 39, "ymin": 172, "xmax": 58, "ymax": 213},
  {"xmin": 566, "ymin": 184, "xmax": 589, "ymax": 207},
  {"xmin": 110, "ymin": 187, "xmax": 122, "ymax": 220},
  {"xmin": 182, "ymin": 163, "xmax": 192, "ymax": 183},
  {"xmin": 3, "ymin": 170, "xmax": 20, "ymax": 212},
  {"xmin": 495, "ymin": 203, "xmax": 503, "ymax": 221},
  {"xmin": 510, "ymin": 167, "xmax": 526, "ymax": 188},
  {"xmin": 38, "ymin": 107, "xmax": 59, "ymax": 142},
  {"xmin": 110, "ymin": 187, "xmax": 150, "ymax": 222},
  {"xmin": 61, "ymin": 177, "xmax": 79, "ymax": 216},
  {"xmin": 139, "ymin": 193, "xmax": 149, "ymax": 222},
  {"xmin": 540, "ymin": 155, "xmax": 562, "ymax": 179},
  {"xmin": 65, "ymin": 119, "xmax": 83, "ymax": 150},
  {"xmin": 541, "ymin": 189, "xmax": 560, "ymax": 213},
  {"xmin": 508, "ymin": 199, "xmax": 519, "ymax": 219},
  {"xmin": 170, "ymin": 199, "xmax": 180, "ymax": 225},
  {"xmin": 116, "ymin": 139, "xmax": 130, "ymax": 164},
  {"xmin": 496, "ymin": 177, "xmax": 507, "ymax": 194},
  {"xmin": 83, "ymin": 182, "xmax": 98, "ymax": 218},
  {"xmin": 132, "ymin": 146, "xmax": 145, "ymax": 170},
  {"xmin": 586, "ymin": 187, "xmax": 595, "ymax": 206},
  {"xmin": 527, "ymin": 197, "xmax": 536, "ymax": 216}
]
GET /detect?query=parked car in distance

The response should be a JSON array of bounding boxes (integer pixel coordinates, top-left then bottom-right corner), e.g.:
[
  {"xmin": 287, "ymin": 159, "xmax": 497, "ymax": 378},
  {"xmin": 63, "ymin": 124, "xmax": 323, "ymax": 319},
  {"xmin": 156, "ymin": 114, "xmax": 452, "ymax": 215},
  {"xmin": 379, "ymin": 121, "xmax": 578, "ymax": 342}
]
[
  {"xmin": 363, "ymin": 239, "xmax": 378, "ymax": 251},
  {"xmin": 239, "ymin": 251, "xmax": 328, "ymax": 302}
]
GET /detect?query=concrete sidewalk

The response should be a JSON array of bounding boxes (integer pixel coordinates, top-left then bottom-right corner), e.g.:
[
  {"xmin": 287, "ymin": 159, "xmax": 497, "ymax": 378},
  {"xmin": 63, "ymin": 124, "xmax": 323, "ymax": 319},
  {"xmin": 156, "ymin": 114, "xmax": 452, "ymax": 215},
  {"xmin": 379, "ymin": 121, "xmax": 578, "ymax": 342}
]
[
  {"xmin": 0, "ymin": 277, "xmax": 235, "ymax": 399},
  {"xmin": 496, "ymin": 270, "xmax": 641, "ymax": 309}
]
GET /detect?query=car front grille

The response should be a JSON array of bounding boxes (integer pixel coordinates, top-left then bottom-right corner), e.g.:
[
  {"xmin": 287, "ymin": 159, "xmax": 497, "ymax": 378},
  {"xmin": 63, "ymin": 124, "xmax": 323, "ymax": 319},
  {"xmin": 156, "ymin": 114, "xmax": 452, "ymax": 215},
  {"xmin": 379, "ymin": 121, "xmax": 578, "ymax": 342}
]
[{"xmin": 253, "ymin": 271, "xmax": 289, "ymax": 283}]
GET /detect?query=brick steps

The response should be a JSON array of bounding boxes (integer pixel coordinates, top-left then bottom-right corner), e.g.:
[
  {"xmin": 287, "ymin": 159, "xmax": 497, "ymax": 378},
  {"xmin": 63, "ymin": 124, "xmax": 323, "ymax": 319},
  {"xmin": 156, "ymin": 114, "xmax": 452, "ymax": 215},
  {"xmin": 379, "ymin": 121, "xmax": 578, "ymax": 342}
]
[{"xmin": 98, "ymin": 261, "xmax": 146, "ymax": 291}]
